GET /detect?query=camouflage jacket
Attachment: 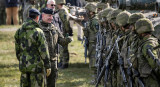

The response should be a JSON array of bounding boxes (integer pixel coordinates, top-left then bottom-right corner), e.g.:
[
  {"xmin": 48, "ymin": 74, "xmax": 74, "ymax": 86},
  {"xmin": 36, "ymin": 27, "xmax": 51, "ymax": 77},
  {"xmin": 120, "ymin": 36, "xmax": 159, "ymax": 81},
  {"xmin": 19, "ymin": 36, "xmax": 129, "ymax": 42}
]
[
  {"xmin": 58, "ymin": 6, "xmax": 73, "ymax": 37},
  {"xmin": 39, "ymin": 21, "xmax": 69, "ymax": 61},
  {"xmin": 136, "ymin": 36, "xmax": 159, "ymax": 77},
  {"xmin": 84, "ymin": 15, "xmax": 99, "ymax": 43},
  {"xmin": 14, "ymin": 18, "xmax": 51, "ymax": 73}
]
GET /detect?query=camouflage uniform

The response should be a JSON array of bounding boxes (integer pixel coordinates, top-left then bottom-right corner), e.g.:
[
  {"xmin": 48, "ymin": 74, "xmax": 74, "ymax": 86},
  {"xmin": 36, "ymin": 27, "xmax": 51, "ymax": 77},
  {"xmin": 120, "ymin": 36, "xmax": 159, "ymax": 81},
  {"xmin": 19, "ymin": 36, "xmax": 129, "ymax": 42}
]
[
  {"xmin": 83, "ymin": 3, "xmax": 100, "ymax": 84},
  {"xmin": 133, "ymin": 18, "xmax": 160, "ymax": 87},
  {"xmin": 116, "ymin": 11, "xmax": 132, "ymax": 87},
  {"xmin": 56, "ymin": 0, "xmax": 73, "ymax": 68},
  {"xmin": 39, "ymin": 19, "xmax": 71, "ymax": 87},
  {"xmin": 97, "ymin": 8, "xmax": 114, "ymax": 61},
  {"xmin": 105, "ymin": 9, "xmax": 122, "ymax": 87},
  {"xmin": 15, "ymin": 18, "xmax": 51, "ymax": 87},
  {"xmin": 127, "ymin": 13, "xmax": 145, "ymax": 87}
]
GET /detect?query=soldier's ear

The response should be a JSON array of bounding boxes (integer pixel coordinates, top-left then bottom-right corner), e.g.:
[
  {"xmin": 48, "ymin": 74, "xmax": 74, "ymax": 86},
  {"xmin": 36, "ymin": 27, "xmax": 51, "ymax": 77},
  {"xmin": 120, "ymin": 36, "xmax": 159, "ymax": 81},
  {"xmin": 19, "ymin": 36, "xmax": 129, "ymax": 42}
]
[{"xmin": 35, "ymin": 16, "xmax": 40, "ymax": 23}]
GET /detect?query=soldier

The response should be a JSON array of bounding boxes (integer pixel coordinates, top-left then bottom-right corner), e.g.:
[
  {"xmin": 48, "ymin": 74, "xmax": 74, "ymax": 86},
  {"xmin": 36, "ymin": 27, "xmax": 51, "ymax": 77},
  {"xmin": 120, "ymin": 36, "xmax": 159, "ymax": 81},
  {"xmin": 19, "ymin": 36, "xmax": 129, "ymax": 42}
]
[
  {"xmin": 83, "ymin": 3, "xmax": 100, "ymax": 85},
  {"xmin": 116, "ymin": 11, "xmax": 131, "ymax": 87},
  {"xmin": 14, "ymin": 8, "xmax": 51, "ymax": 87},
  {"xmin": 127, "ymin": 13, "xmax": 145, "ymax": 63},
  {"xmin": 117, "ymin": 13, "xmax": 145, "ymax": 87},
  {"xmin": 105, "ymin": 9, "xmax": 122, "ymax": 87},
  {"xmin": 39, "ymin": 8, "xmax": 72, "ymax": 87},
  {"xmin": 97, "ymin": 8, "xmax": 114, "ymax": 56},
  {"xmin": 134, "ymin": 18, "xmax": 160, "ymax": 87},
  {"xmin": 97, "ymin": 7, "xmax": 114, "ymax": 55},
  {"xmin": 55, "ymin": 0, "xmax": 73, "ymax": 69},
  {"xmin": 46, "ymin": 0, "xmax": 63, "ymax": 32},
  {"xmin": 95, "ymin": 7, "xmax": 115, "ymax": 86},
  {"xmin": 107, "ymin": 9, "xmax": 122, "ymax": 35}
]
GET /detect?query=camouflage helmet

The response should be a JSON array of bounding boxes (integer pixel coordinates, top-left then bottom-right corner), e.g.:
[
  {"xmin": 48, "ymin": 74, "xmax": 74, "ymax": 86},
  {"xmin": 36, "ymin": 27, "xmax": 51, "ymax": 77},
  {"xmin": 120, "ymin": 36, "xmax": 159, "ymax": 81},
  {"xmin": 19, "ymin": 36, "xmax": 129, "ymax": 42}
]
[
  {"xmin": 135, "ymin": 18, "xmax": 154, "ymax": 34},
  {"xmin": 55, "ymin": 0, "xmax": 66, "ymax": 5},
  {"xmin": 97, "ymin": 3, "xmax": 110, "ymax": 10},
  {"xmin": 128, "ymin": 13, "xmax": 145, "ymax": 24},
  {"xmin": 116, "ymin": 11, "xmax": 131, "ymax": 27},
  {"xmin": 101, "ymin": 8, "xmax": 114, "ymax": 18},
  {"xmin": 85, "ymin": 3, "xmax": 97, "ymax": 13},
  {"xmin": 98, "ymin": 11, "xmax": 103, "ymax": 19},
  {"xmin": 107, "ymin": 9, "xmax": 122, "ymax": 23}
]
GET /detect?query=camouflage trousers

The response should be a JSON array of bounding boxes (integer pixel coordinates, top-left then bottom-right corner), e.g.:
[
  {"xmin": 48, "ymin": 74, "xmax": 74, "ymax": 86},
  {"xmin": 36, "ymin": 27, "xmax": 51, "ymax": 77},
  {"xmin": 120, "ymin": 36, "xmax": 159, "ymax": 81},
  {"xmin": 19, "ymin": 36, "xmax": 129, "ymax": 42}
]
[
  {"xmin": 104, "ymin": 54, "xmax": 118, "ymax": 87},
  {"xmin": 88, "ymin": 43, "xmax": 96, "ymax": 69},
  {"xmin": 88, "ymin": 42, "xmax": 97, "ymax": 81},
  {"xmin": 47, "ymin": 60, "xmax": 58, "ymax": 87},
  {"xmin": 20, "ymin": 72, "xmax": 45, "ymax": 87},
  {"xmin": 59, "ymin": 44, "xmax": 69, "ymax": 65}
]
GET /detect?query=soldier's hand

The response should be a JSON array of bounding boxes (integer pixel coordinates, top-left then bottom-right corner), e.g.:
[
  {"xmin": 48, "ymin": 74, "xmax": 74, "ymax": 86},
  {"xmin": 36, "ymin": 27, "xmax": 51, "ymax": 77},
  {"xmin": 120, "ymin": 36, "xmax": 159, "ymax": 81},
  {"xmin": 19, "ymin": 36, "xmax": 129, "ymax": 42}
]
[{"xmin": 46, "ymin": 68, "xmax": 51, "ymax": 77}]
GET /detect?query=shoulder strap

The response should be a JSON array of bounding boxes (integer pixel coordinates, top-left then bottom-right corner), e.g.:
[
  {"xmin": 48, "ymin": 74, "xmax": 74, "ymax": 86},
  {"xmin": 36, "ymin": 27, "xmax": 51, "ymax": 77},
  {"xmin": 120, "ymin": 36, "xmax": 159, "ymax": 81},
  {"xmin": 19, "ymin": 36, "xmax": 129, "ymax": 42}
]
[{"xmin": 139, "ymin": 38, "xmax": 156, "ymax": 49}]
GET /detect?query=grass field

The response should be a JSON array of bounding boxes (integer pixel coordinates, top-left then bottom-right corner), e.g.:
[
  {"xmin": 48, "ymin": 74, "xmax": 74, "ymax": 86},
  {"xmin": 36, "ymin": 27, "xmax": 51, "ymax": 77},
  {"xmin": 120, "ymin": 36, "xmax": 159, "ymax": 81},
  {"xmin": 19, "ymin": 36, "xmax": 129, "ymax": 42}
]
[{"xmin": 0, "ymin": 26, "xmax": 102, "ymax": 87}]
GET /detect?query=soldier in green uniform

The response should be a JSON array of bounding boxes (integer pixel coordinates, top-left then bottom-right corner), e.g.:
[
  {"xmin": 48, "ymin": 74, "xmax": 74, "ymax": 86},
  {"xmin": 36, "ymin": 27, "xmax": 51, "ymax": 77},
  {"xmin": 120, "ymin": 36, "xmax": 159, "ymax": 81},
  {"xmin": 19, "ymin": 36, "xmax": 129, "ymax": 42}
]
[
  {"xmin": 105, "ymin": 9, "xmax": 122, "ymax": 87},
  {"xmin": 82, "ymin": 3, "xmax": 100, "ymax": 85},
  {"xmin": 116, "ymin": 11, "xmax": 131, "ymax": 87},
  {"xmin": 14, "ymin": 8, "xmax": 51, "ymax": 87},
  {"xmin": 119, "ymin": 13, "xmax": 145, "ymax": 87},
  {"xmin": 127, "ymin": 13, "xmax": 145, "ymax": 61},
  {"xmin": 95, "ymin": 7, "xmax": 114, "ymax": 86},
  {"xmin": 134, "ymin": 18, "xmax": 160, "ymax": 87},
  {"xmin": 97, "ymin": 7, "xmax": 114, "ymax": 60},
  {"xmin": 39, "ymin": 8, "xmax": 72, "ymax": 87},
  {"xmin": 55, "ymin": 0, "xmax": 73, "ymax": 69}
]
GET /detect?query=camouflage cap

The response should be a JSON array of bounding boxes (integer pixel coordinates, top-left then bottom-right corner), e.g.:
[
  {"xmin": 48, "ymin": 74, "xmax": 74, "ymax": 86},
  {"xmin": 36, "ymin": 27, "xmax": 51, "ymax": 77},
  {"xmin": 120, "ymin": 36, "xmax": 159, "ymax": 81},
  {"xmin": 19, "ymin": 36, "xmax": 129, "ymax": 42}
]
[
  {"xmin": 128, "ymin": 13, "xmax": 145, "ymax": 24},
  {"xmin": 55, "ymin": 0, "xmax": 66, "ymax": 5},
  {"xmin": 107, "ymin": 9, "xmax": 122, "ymax": 23},
  {"xmin": 85, "ymin": 3, "xmax": 97, "ymax": 13},
  {"xmin": 135, "ymin": 18, "xmax": 154, "ymax": 34},
  {"xmin": 97, "ymin": 3, "xmax": 110, "ymax": 9},
  {"xmin": 116, "ymin": 11, "xmax": 131, "ymax": 27}
]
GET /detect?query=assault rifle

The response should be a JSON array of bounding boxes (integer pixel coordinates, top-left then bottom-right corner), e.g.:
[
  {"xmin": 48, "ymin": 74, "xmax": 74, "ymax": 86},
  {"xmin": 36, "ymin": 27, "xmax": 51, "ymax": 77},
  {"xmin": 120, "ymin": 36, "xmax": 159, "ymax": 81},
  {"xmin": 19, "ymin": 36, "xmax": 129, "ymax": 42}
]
[
  {"xmin": 95, "ymin": 36, "xmax": 120, "ymax": 87},
  {"xmin": 115, "ymin": 36, "xmax": 128, "ymax": 87}
]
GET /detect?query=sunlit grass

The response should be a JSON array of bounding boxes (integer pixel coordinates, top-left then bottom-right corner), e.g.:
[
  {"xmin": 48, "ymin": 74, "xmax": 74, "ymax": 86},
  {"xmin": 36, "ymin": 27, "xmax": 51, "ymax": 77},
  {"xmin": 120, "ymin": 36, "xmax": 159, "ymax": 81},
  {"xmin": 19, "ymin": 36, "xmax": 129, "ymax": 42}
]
[{"xmin": 0, "ymin": 26, "xmax": 103, "ymax": 87}]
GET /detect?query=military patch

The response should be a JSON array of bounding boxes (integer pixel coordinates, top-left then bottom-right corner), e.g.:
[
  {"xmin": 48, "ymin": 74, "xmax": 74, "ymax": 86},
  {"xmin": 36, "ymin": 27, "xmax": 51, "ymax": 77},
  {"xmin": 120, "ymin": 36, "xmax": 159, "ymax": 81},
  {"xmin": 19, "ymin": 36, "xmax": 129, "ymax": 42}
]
[{"xmin": 95, "ymin": 24, "xmax": 99, "ymax": 30}]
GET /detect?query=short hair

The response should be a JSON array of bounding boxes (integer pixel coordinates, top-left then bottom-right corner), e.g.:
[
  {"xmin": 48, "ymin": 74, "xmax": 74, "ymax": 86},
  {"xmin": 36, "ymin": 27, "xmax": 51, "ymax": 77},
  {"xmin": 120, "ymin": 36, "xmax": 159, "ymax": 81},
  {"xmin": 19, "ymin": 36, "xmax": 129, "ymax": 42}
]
[
  {"xmin": 47, "ymin": 0, "xmax": 55, "ymax": 4},
  {"xmin": 29, "ymin": 14, "xmax": 39, "ymax": 19}
]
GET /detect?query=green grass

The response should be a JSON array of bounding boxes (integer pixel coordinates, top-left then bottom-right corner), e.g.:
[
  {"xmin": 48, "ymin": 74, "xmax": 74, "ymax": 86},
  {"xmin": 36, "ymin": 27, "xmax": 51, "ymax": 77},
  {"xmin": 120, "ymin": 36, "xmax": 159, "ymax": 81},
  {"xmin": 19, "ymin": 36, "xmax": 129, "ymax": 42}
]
[
  {"xmin": 0, "ymin": 26, "xmax": 103, "ymax": 87},
  {"xmin": 0, "ymin": 25, "xmax": 20, "ymax": 29}
]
